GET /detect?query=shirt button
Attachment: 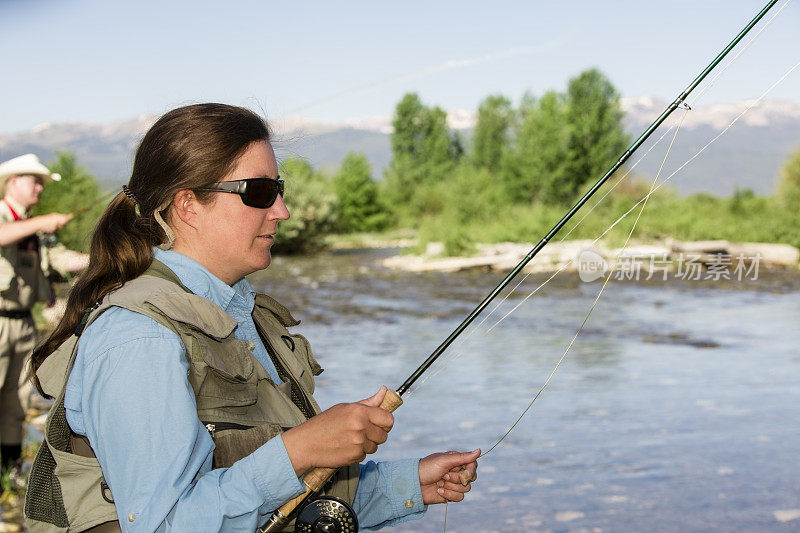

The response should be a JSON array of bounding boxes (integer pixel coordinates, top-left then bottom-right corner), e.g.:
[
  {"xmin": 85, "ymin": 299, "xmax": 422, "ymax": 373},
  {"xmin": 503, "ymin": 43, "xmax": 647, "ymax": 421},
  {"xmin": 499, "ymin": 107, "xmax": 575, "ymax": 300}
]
[
  {"xmin": 128, "ymin": 513, "xmax": 136, "ymax": 522},
  {"xmin": 404, "ymin": 499, "xmax": 414, "ymax": 509},
  {"xmin": 247, "ymin": 341, "xmax": 256, "ymax": 351}
]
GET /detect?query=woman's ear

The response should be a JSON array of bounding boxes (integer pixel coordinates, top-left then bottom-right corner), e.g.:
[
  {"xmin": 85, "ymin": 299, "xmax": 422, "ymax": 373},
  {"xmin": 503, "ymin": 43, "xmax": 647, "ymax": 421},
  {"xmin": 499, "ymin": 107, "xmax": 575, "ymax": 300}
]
[{"xmin": 171, "ymin": 189, "xmax": 201, "ymax": 229}]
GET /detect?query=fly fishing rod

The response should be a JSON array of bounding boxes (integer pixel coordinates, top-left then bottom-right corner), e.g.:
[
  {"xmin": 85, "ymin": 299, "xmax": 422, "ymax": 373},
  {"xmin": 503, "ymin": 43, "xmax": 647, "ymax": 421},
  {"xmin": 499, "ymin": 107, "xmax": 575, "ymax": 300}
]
[{"xmin": 262, "ymin": 2, "xmax": 781, "ymax": 531}]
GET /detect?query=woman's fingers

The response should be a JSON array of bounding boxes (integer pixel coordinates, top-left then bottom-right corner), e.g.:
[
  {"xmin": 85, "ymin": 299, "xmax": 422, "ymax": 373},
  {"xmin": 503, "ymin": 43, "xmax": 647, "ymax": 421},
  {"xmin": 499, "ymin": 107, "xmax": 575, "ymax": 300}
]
[
  {"xmin": 435, "ymin": 486, "xmax": 468, "ymax": 502},
  {"xmin": 284, "ymin": 394, "xmax": 396, "ymax": 472},
  {"xmin": 436, "ymin": 480, "xmax": 472, "ymax": 493}
]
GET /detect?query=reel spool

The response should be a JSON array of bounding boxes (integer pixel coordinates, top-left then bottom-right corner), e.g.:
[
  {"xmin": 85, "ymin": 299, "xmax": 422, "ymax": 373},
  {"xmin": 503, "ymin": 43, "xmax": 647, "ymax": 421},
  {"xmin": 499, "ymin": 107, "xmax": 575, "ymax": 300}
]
[{"xmin": 295, "ymin": 496, "xmax": 359, "ymax": 533}]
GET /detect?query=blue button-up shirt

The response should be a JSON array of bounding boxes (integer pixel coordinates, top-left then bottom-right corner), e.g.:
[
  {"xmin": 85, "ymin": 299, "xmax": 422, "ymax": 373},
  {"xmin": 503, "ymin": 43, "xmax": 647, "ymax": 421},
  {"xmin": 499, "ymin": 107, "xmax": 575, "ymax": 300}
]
[{"xmin": 64, "ymin": 248, "xmax": 425, "ymax": 531}]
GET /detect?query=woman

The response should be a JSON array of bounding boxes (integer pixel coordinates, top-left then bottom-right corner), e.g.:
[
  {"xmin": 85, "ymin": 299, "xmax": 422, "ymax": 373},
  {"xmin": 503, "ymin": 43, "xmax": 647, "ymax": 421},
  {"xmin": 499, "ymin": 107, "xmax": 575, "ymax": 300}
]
[{"xmin": 25, "ymin": 103, "xmax": 478, "ymax": 532}]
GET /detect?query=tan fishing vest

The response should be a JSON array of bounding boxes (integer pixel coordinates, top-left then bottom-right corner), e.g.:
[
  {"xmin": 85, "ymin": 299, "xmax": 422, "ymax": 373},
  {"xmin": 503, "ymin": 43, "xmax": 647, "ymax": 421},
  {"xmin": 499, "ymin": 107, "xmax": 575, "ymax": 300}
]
[
  {"xmin": 0, "ymin": 200, "xmax": 51, "ymax": 310},
  {"xmin": 25, "ymin": 261, "xmax": 359, "ymax": 532}
]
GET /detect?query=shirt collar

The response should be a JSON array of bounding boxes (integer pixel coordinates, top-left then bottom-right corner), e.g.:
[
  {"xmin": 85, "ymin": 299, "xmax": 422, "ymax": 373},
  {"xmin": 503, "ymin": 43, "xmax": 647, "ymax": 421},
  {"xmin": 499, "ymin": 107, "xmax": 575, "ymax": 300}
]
[
  {"xmin": 152, "ymin": 248, "xmax": 256, "ymax": 314},
  {"xmin": 3, "ymin": 196, "xmax": 28, "ymax": 219}
]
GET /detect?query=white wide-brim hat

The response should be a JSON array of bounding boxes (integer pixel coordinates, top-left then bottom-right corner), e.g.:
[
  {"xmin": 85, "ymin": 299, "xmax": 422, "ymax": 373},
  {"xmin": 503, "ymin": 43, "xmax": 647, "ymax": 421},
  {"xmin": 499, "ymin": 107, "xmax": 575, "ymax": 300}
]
[{"xmin": 0, "ymin": 153, "xmax": 61, "ymax": 193}]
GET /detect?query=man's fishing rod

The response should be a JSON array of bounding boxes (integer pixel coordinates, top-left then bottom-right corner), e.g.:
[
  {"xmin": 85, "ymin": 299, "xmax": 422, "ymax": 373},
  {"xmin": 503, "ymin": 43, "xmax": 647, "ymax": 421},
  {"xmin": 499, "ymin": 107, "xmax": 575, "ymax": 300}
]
[
  {"xmin": 70, "ymin": 190, "xmax": 118, "ymax": 217},
  {"xmin": 262, "ymin": 1, "xmax": 781, "ymax": 531}
]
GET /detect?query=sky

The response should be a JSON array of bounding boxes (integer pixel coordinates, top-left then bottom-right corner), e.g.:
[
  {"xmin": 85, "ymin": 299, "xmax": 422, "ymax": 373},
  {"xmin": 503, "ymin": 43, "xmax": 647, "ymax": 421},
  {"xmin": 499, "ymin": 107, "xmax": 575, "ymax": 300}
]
[{"xmin": 1, "ymin": 0, "xmax": 798, "ymax": 134}]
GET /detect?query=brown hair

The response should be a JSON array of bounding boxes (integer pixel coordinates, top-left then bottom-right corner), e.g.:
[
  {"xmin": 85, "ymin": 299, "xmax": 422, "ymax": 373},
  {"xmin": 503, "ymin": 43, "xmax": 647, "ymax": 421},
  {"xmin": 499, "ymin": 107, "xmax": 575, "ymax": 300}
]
[{"xmin": 32, "ymin": 103, "xmax": 271, "ymax": 395}]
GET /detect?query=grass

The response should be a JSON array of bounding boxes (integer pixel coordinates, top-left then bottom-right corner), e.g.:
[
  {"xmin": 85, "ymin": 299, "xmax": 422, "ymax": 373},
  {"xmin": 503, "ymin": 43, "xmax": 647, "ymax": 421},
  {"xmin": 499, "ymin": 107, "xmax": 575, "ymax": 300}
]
[
  {"xmin": 314, "ymin": 188, "xmax": 799, "ymax": 259},
  {"xmin": 400, "ymin": 187, "xmax": 800, "ymax": 257}
]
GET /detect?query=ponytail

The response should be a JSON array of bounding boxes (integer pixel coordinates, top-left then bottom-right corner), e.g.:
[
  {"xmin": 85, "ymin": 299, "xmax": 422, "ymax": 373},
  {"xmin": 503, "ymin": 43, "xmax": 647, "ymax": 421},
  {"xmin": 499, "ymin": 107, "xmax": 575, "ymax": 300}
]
[{"xmin": 31, "ymin": 192, "xmax": 163, "ymax": 395}]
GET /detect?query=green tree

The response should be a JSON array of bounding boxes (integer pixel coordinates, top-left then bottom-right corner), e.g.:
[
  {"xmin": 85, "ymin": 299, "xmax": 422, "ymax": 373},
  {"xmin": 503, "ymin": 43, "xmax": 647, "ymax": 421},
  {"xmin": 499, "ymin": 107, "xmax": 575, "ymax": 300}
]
[
  {"xmin": 562, "ymin": 68, "xmax": 629, "ymax": 203},
  {"xmin": 471, "ymin": 95, "xmax": 512, "ymax": 172},
  {"xmin": 776, "ymin": 144, "xmax": 800, "ymax": 206},
  {"xmin": 504, "ymin": 91, "xmax": 569, "ymax": 203},
  {"xmin": 774, "ymin": 144, "xmax": 800, "ymax": 247},
  {"xmin": 274, "ymin": 158, "xmax": 338, "ymax": 253},
  {"xmin": 32, "ymin": 151, "xmax": 106, "ymax": 252},
  {"xmin": 450, "ymin": 130, "xmax": 466, "ymax": 162},
  {"xmin": 332, "ymin": 152, "xmax": 388, "ymax": 232},
  {"xmin": 385, "ymin": 93, "xmax": 457, "ymax": 210},
  {"xmin": 417, "ymin": 163, "xmax": 508, "ymax": 256}
]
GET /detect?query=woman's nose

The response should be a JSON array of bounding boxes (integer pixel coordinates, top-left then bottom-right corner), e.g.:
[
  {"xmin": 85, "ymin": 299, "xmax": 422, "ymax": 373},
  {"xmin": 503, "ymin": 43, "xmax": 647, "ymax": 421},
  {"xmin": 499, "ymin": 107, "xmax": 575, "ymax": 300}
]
[{"xmin": 270, "ymin": 194, "xmax": 290, "ymax": 221}]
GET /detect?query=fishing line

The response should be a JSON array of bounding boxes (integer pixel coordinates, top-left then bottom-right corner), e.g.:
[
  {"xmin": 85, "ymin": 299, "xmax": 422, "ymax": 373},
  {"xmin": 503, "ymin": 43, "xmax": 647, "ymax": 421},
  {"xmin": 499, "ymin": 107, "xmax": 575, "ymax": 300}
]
[
  {"xmin": 409, "ymin": 112, "xmax": 698, "ymax": 394},
  {"xmin": 281, "ymin": 40, "xmax": 568, "ymax": 117},
  {"xmin": 477, "ymin": 0, "xmax": 794, "ymax": 324},
  {"xmin": 435, "ymin": 89, "xmax": 689, "ymax": 533},
  {"xmin": 411, "ymin": 1, "xmax": 793, "ymax": 388},
  {"xmin": 688, "ymin": 0, "xmax": 793, "ymax": 107},
  {"xmin": 405, "ymin": 41, "xmax": 799, "ymax": 399},
  {"xmin": 433, "ymin": 56, "xmax": 798, "ymax": 530},
  {"xmin": 260, "ymin": 5, "xmax": 794, "ymax": 531},
  {"xmin": 492, "ymin": 0, "xmax": 792, "ymax": 275},
  {"xmin": 460, "ymin": 54, "xmax": 798, "ymax": 463},
  {"xmin": 404, "ymin": 118, "xmax": 685, "ymax": 396},
  {"xmin": 598, "ymin": 57, "xmax": 800, "ymax": 237},
  {"xmin": 480, "ymin": 107, "xmax": 688, "ymax": 456},
  {"xmin": 486, "ymin": 56, "xmax": 800, "ymax": 337}
]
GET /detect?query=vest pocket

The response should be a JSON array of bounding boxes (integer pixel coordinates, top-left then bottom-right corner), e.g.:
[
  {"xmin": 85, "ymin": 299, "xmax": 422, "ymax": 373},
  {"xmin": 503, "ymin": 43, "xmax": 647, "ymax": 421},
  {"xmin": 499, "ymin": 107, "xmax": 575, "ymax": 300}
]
[
  {"xmin": 207, "ymin": 423, "xmax": 285, "ymax": 468},
  {"xmin": 195, "ymin": 337, "xmax": 258, "ymax": 408},
  {"xmin": 285, "ymin": 333, "xmax": 323, "ymax": 394},
  {"xmin": 49, "ymin": 445, "xmax": 119, "ymax": 531},
  {"xmin": 287, "ymin": 334, "xmax": 323, "ymax": 375}
]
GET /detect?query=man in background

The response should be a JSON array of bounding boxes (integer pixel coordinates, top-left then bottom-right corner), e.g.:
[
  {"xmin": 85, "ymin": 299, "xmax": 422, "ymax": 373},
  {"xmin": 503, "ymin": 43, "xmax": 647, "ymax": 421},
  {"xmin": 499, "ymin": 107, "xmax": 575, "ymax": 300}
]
[{"xmin": 0, "ymin": 153, "xmax": 87, "ymax": 482}]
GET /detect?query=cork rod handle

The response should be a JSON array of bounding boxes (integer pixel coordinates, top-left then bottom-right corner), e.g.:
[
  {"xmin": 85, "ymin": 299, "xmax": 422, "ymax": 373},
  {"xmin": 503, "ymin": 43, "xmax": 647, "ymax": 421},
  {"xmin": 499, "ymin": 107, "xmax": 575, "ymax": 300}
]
[{"xmin": 273, "ymin": 388, "xmax": 403, "ymax": 520}]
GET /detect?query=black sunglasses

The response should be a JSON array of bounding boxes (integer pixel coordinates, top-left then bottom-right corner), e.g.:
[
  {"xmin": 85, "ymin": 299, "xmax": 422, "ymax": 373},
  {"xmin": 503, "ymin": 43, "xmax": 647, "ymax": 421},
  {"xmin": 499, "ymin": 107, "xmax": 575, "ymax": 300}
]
[{"xmin": 195, "ymin": 176, "xmax": 284, "ymax": 208}]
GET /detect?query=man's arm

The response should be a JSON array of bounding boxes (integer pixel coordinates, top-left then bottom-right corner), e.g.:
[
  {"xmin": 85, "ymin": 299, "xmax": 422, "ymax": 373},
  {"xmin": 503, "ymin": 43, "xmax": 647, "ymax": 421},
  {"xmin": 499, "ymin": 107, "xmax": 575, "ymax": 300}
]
[{"xmin": 0, "ymin": 213, "xmax": 73, "ymax": 246}]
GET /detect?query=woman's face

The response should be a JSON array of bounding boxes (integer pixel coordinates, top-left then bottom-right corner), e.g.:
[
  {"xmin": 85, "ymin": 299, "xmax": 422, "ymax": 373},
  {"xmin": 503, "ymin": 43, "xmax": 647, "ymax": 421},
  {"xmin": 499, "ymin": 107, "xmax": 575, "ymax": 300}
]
[{"xmin": 193, "ymin": 140, "xmax": 290, "ymax": 284}]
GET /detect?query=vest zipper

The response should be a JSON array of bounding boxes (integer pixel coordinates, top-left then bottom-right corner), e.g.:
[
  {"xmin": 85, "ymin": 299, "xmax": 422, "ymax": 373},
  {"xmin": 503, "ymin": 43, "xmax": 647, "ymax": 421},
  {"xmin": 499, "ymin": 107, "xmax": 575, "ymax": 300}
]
[
  {"xmin": 204, "ymin": 421, "xmax": 255, "ymax": 438},
  {"xmin": 203, "ymin": 421, "xmax": 293, "ymax": 438}
]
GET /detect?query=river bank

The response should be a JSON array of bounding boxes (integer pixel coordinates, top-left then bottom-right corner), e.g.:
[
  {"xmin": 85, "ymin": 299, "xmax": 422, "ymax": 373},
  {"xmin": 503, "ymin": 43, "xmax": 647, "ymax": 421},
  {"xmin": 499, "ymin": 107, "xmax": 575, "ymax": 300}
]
[{"xmin": 379, "ymin": 238, "xmax": 800, "ymax": 274}]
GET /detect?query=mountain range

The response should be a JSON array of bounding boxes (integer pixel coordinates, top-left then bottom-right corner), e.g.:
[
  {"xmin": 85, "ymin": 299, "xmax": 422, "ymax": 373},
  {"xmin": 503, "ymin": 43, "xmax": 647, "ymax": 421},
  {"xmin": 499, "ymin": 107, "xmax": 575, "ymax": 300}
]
[{"xmin": 1, "ymin": 98, "xmax": 798, "ymax": 196}]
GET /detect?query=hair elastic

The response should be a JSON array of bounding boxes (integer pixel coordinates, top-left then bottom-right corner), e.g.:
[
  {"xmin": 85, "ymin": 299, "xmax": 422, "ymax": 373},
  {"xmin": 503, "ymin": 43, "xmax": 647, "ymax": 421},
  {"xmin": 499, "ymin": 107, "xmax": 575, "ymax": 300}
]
[
  {"xmin": 121, "ymin": 184, "xmax": 138, "ymax": 204},
  {"xmin": 122, "ymin": 184, "xmax": 142, "ymax": 217}
]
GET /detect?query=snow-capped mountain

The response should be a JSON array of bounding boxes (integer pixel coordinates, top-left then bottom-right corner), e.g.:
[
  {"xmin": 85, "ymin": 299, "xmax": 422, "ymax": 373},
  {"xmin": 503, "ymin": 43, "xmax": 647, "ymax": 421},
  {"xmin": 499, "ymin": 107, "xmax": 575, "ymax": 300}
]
[{"xmin": 1, "ymin": 99, "xmax": 798, "ymax": 196}]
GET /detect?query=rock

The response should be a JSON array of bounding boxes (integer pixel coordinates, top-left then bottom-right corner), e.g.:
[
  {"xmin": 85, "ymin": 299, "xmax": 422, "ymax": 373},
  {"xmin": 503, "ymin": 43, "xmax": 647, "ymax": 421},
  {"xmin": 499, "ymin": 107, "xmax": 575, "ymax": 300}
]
[
  {"xmin": 615, "ymin": 244, "xmax": 671, "ymax": 259},
  {"xmin": 670, "ymin": 239, "xmax": 731, "ymax": 254},
  {"xmin": 729, "ymin": 242, "xmax": 800, "ymax": 267},
  {"xmin": 381, "ymin": 239, "xmax": 800, "ymax": 273},
  {"xmin": 382, "ymin": 254, "xmax": 496, "ymax": 273},
  {"xmin": 425, "ymin": 242, "xmax": 445, "ymax": 256},
  {"xmin": 670, "ymin": 240, "xmax": 800, "ymax": 267}
]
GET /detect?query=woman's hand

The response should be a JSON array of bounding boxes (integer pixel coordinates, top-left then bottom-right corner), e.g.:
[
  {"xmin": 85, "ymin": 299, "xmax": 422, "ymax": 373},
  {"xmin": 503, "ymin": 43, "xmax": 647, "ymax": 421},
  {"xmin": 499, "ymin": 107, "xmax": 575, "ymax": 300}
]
[
  {"xmin": 282, "ymin": 387, "xmax": 395, "ymax": 476},
  {"xmin": 418, "ymin": 449, "xmax": 480, "ymax": 504}
]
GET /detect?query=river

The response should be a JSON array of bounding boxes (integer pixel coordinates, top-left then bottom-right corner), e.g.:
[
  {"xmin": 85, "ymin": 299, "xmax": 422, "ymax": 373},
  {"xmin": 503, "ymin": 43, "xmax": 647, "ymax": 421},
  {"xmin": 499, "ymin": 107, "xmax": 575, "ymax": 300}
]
[
  {"xmin": 5, "ymin": 248, "xmax": 799, "ymax": 532},
  {"xmin": 251, "ymin": 249, "xmax": 800, "ymax": 532}
]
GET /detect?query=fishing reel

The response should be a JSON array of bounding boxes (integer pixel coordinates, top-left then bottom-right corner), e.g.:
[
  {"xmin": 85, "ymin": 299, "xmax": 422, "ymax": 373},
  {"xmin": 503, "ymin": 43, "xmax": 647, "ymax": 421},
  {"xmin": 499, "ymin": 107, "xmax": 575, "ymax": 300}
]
[{"xmin": 295, "ymin": 496, "xmax": 359, "ymax": 533}]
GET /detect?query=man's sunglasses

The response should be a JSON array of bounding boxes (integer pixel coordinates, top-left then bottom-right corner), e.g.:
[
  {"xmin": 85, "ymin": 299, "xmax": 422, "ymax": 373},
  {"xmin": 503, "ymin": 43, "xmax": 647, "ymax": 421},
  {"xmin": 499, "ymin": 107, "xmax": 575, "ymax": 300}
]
[{"xmin": 195, "ymin": 176, "xmax": 284, "ymax": 208}]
